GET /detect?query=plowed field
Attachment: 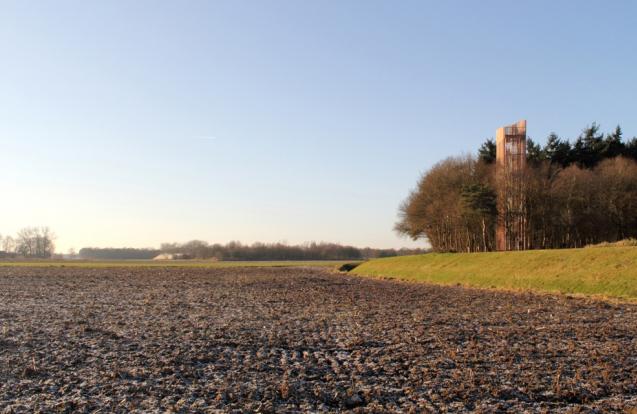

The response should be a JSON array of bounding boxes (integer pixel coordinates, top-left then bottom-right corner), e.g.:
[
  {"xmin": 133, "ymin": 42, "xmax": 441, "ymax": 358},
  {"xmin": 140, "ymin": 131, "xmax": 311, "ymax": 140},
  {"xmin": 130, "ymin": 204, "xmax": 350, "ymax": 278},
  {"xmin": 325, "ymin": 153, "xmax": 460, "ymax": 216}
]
[{"xmin": 1, "ymin": 266, "xmax": 636, "ymax": 413}]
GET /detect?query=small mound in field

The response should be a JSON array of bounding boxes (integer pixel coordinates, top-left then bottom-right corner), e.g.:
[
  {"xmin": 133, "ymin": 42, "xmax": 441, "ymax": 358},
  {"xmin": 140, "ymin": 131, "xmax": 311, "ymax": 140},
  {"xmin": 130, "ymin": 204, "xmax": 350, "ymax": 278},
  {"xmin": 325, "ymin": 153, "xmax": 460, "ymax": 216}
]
[
  {"xmin": 337, "ymin": 262, "xmax": 360, "ymax": 272},
  {"xmin": 586, "ymin": 238, "xmax": 637, "ymax": 248}
]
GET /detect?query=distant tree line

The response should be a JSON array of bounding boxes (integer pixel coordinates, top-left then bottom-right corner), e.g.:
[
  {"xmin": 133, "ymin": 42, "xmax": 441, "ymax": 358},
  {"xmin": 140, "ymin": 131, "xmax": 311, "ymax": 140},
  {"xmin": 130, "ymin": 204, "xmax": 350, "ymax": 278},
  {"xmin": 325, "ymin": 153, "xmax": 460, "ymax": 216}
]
[
  {"xmin": 0, "ymin": 227, "xmax": 56, "ymax": 258},
  {"xmin": 79, "ymin": 242, "xmax": 426, "ymax": 260},
  {"xmin": 396, "ymin": 124, "xmax": 637, "ymax": 252},
  {"xmin": 78, "ymin": 247, "xmax": 160, "ymax": 260},
  {"xmin": 160, "ymin": 241, "xmax": 425, "ymax": 260}
]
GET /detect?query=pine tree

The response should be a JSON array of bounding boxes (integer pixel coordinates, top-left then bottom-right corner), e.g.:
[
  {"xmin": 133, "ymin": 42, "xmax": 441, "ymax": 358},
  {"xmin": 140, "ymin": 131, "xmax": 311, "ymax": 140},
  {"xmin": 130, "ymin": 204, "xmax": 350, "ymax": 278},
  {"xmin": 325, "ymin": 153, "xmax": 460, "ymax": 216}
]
[
  {"xmin": 602, "ymin": 125, "xmax": 625, "ymax": 159},
  {"xmin": 571, "ymin": 136, "xmax": 586, "ymax": 167},
  {"xmin": 626, "ymin": 137, "xmax": 637, "ymax": 162},
  {"xmin": 526, "ymin": 138, "xmax": 544, "ymax": 164},
  {"xmin": 478, "ymin": 139, "xmax": 496, "ymax": 164},
  {"xmin": 461, "ymin": 183, "xmax": 497, "ymax": 252},
  {"xmin": 543, "ymin": 133, "xmax": 571, "ymax": 167},
  {"xmin": 579, "ymin": 122, "xmax": 605, "ymax": 168}
]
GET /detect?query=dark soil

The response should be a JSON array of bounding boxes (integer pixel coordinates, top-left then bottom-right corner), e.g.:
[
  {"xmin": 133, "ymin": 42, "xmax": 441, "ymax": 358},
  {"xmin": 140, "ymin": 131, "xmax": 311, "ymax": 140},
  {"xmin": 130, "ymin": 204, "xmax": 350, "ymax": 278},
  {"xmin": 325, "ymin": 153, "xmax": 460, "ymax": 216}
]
[{"xmin": 1, "ymin": 266, "xmax": 636, "ymax": 413}]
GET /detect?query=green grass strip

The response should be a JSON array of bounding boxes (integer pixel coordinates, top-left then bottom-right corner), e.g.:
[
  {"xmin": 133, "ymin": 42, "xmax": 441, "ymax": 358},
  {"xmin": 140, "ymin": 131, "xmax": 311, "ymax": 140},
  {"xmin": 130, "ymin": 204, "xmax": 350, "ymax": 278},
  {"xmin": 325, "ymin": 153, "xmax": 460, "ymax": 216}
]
[{"xmin": 352, "ymin": 247, "xmax": 637, "ymax": 300}]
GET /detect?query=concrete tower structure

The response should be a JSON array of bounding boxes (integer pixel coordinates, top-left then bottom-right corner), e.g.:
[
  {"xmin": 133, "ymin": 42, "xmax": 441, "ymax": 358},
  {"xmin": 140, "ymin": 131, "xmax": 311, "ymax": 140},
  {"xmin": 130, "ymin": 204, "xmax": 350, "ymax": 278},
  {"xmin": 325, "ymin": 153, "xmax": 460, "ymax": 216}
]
[{"xmin": 495, "ymin": 120, "xmax": 527, "ymax": 251}]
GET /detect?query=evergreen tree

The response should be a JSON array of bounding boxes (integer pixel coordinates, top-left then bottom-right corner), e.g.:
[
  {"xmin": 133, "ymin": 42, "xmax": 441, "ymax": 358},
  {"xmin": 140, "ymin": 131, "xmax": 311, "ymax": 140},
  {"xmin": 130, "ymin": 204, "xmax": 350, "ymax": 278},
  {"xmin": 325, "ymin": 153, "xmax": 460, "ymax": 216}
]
[
  {"xmin": 526, "ymin": 137, "xmax": 544, "ymax": 164},
  {"xmin": 478, "ymin": 138, "xmax": 496, "ymax": 164},
  {"xmin": 461, "ymin": 184, "xmax": 497, "ymax": 219},
  {"xmin": 579, "ymin": 122, "xmax": 605, "ymax": 168},
  {"xmin": 461, "ymin": 183, "xmax": 497, "ymax": 252},
  {"xmin": 602, "ymin": 125, "xmax": 625, "ymax": 159},
  {"xmin": 543, "ymin": 133, "xmax": 571, "ymax": 167},
  {"xmin": 571, "ymin": 136, "xmax": 586, "ymax": 167},
  {"xmin": 626, "ymin": 137, "xmax": 637, "ymax": 162}
]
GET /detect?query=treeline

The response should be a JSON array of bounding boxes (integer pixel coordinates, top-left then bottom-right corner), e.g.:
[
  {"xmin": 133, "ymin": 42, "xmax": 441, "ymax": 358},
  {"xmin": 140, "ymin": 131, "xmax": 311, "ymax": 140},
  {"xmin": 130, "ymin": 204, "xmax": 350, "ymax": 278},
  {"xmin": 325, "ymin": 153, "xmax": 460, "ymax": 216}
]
[
  {"xmin": 478, "ymin": 124, "xmax": 637, "ymax": 167},
  {"xmin": 160, "ymin": 241, "xmax": 425, "ymax": 260},
  {"xmin": 0, "ymin": 227, "xmax": 55, "ymax": 258},
  {"xmin": 397, "ymin": 123, "xmax": 637, "ymax": 252},
  {"xmin": 79, "ymin": 241, "xmax": 426, "ymax": 261},
  {"xmin": 79, "ymin": 247, "xmax": 160, "ymax": 260}
]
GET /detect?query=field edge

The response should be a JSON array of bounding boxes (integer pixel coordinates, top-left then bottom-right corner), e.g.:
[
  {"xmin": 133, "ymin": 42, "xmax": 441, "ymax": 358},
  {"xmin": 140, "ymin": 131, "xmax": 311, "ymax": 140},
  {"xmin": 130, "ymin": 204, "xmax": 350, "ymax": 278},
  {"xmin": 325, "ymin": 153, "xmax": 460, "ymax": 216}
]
[{"xmin": 0, "ymin": 259, "xmax": 360, "ymax": 269}]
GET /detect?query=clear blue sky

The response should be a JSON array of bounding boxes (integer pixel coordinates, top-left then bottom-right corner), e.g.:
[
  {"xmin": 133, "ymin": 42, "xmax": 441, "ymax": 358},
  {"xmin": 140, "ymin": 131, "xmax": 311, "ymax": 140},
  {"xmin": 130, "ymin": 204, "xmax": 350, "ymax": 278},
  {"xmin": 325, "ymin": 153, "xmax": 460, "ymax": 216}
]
[{"xmin": 1, "ymin": 1, "xmax": 636, "ymax": 252}]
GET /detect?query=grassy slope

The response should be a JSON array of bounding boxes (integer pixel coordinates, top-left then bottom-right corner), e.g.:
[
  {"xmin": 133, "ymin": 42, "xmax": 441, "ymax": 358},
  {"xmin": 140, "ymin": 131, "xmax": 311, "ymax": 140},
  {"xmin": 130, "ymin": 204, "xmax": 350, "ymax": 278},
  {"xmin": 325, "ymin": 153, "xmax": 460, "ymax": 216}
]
[
  {"xmin": 352, "ymin": 247, "xmax": 637, "ymax": 300},
  {"xmin": 0, "ymin": 260, "xmax": 356, "ymax": 268}
]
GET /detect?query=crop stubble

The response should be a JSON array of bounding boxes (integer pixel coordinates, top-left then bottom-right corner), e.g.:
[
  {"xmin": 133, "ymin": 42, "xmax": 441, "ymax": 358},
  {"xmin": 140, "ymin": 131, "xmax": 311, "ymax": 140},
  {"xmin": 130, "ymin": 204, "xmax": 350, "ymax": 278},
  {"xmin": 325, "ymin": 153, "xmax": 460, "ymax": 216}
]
[{"xmin": 1, "ymin": 266, "xmax": 636, "ymax": 413}]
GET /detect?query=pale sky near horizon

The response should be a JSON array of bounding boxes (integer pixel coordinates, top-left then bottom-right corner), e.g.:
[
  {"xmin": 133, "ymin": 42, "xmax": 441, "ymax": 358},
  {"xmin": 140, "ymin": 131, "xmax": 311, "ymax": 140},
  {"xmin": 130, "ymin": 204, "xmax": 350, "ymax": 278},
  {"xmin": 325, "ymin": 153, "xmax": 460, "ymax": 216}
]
[{"xmin": 1, "ymin": 1, "xmax": 636, "ymax": 252}]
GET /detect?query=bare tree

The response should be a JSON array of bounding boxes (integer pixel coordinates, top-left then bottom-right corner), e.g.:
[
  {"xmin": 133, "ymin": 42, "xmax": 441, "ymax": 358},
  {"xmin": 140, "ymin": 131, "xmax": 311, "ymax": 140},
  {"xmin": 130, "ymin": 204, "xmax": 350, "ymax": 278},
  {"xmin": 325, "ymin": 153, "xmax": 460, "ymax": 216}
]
[
  {"xmin": 16, "ymin": 227, "xmax": 56, "ymax": 258},
  {"xmin": 2, "ymin": 236, "xmax": 16, "ymax": 253},
  {"xmin": 395, "ymin": 155, "xmax": 497, "ymax": 252},
  {"xmin": 16, "ymin": 228, "xmax": 36, "ymax": 257}
]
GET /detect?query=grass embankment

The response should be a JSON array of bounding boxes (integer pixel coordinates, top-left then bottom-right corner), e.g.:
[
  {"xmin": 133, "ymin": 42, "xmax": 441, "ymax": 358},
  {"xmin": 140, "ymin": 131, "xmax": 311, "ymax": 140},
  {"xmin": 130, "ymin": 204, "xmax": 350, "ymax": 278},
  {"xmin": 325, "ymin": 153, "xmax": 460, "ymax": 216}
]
[
  {"xmin": 0, "ymin": 260, "xmax": 357, "ymax": 268},
  {"xmin": 352, "ymin": 247, "xmax": 637, "ymax": 300}
]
